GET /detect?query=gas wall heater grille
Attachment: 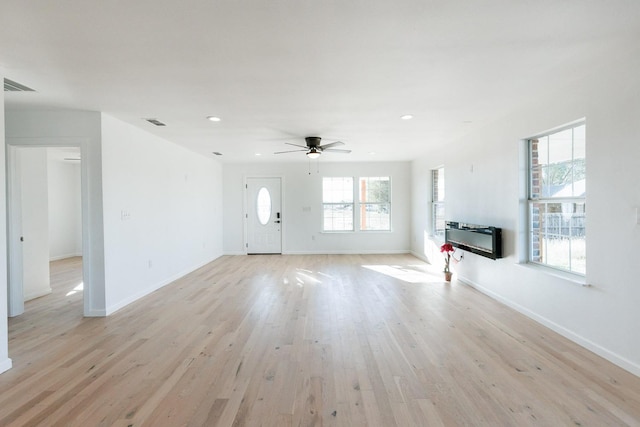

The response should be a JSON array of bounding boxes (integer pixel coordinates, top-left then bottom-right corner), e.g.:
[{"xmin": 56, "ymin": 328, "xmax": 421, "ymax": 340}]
[{"xmin": 4, "ymin": 78, "xmax": 35, "ymax": 92}]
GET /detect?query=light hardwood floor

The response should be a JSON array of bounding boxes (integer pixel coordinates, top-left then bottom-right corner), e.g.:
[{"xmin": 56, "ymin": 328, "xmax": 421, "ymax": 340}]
[{"xmin": 1, "ymin": 254, "xmax": 639, "ymax": 426}]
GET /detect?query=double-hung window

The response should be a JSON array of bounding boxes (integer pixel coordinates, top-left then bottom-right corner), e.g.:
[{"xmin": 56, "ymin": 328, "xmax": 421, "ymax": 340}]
[
  {"xmin": 528, "ymin": 122, "xmax": 586, "ymax": 274},
  {"xmin": 431, "ymin": 167, "xmax": 445, "ymax": 239},
  {"xmin": 322, "ymin": 177, "xmax": 354, "ymax": 231},
  {"xmin": 359, "ymin": 177, "xmax": 391, "ymax": 231},
  {"xmin": 322, "ymin": 176, "xmax": 391, "ymax": 232}
]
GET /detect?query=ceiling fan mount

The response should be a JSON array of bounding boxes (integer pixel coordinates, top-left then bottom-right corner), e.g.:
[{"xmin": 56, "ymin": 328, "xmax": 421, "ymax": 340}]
[
  {"xmin": 274, "ymin": 136, "xmax": 351, "ymax": 158},
  {"xmin": 305, "ymin": 136, "xmax": 322, "ymax": 147}
]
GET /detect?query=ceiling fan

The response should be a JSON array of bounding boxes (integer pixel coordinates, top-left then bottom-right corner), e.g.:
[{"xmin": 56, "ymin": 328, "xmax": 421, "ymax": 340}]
[{"xmin": 274, "ymin": 136, "xmax": 351, "ymax": 159}]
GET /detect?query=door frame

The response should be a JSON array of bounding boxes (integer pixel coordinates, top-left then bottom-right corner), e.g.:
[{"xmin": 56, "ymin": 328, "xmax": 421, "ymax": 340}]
[
  {"xmin": 6, "ymin": 138, "xmax": 94, "ymax": 317},
  {"xmin": 243, "ymin": 175, "xmax": 284, "ymax": 254}
]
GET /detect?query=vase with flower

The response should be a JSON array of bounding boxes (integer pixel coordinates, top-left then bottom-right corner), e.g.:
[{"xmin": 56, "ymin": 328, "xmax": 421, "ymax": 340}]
[{"xmin": 440, "ymin": 243, "xmax": 455, "ymax": 281}]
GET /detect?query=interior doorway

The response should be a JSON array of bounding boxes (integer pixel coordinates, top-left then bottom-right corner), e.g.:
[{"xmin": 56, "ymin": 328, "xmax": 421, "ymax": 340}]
[{"xmin": 7, "ymin": 144, "xmax": 84, "ymax": 317}]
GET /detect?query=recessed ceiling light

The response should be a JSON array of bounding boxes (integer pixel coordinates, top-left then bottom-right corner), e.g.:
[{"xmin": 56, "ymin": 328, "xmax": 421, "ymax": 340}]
[
  {"xmin": 400, "ymin": 114, "xmax": 414, "ymax": 120},
  {"xmin": 207, "ymin": 116, "xmax": 221, "ymax": 122},
  {"xmin": 369, "ymin": 151, "xmax": 377, "ymax": 155},
  {"xmin": 255, "ymin": 153, "xmax": 262, "ymax": 156}
]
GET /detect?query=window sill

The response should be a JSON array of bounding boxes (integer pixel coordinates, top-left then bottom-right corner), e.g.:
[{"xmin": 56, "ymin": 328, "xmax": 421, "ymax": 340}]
[{"xmin": 516, "ymin": 262, "xmax": 589, "ymax": 287}]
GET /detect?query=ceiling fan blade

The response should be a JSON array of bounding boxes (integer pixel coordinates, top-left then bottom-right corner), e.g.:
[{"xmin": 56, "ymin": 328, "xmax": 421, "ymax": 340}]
[
  {"xmin": 274, "ymin": 149, "xmax": 307, "ymax": 154},
  {"xmin": 285, "ymin": 142, "xmax": 308, "ymax": 149},
  {"xmin": 319, "ymin": 141, "xmax": 344, "ymax": 150},
  {"xmin": 323, "ymin": 148, "xmax": 351, "ymax": 153}
]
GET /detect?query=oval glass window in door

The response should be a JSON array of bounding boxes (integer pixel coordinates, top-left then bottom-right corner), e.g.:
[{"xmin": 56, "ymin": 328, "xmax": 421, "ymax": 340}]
[{"xmin": 256, "ymin": 187, "xmax": 272, "ymax": 225}]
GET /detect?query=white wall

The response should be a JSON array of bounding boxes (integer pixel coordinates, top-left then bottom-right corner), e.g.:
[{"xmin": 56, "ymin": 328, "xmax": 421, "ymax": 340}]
[
  {"xmin": 18, "ymin": 148, "xmax": 51, "ymax": 301},
  {"xmin": 101, "ymin": 114, "xmax": 223, "ymax": 314},
  {"xmin": 223, "ymin": 161, "xmax": 411, "ymax": 254},
  {"xmin": 411, "ymin": 43, "xmax": 640, "ymax": 376},
  {"xmin": 0, "ymin": 78, "xmax": 12, "ymax": 374},
  {"xmin": 47, "ymin": 152, "xmax": 82, "ymax": 260}
]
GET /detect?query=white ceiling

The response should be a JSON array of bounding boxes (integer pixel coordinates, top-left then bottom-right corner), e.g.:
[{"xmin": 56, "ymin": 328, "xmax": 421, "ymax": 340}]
[{"xmin": 1, "ymin": 1, "xmax": 639, "ymax": 163}]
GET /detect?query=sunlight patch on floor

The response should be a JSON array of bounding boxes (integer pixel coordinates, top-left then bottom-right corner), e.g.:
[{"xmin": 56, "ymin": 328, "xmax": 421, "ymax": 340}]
[
  {"xmin": 66, "ymin": 282, "xmax": 84, "ymax": 297},
  {"xmin": 297, "ymin": 271, "xmax": 322, "ymax": 284},
  {"xmin": 362, "ymin": 264, "xmax": 441, "ymax": 284},
  {"xmin": 288, "ymin": 268, "xmax": 333, "ymax": 287}
]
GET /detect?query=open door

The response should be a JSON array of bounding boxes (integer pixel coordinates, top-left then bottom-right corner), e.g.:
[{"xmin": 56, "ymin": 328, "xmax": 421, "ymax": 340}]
[{"xmin": 6, "ymin": 146, "xmax": 24, "ymax": 316}]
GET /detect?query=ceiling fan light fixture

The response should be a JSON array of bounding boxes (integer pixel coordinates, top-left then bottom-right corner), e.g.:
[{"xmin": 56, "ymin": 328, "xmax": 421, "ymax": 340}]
[{"xmin": 306, "ymin": 148, "xmax": 321, "ymax": 159}]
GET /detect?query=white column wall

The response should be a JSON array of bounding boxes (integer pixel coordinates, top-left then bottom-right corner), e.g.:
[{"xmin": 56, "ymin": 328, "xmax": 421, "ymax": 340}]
[
  {"xmin": 0, "ymin": 77, "xmax": 12, "ymax": 374},
  {"xmin": 101, "ymin": 114, "xmax": 223, "ymax": 314}
]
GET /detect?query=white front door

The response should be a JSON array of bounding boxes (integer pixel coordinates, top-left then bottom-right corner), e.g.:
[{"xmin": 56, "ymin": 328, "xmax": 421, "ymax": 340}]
[{"xmin": 246, "ymin": 177, "xmax": 282, "ymax": 254}]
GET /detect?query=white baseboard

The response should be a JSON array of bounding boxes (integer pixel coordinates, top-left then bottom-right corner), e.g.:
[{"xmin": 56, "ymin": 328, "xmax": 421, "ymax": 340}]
[
  {"xmin": 104, "ymin": 255, "xmax": 222, "ymax": 316},
  {"xmin": 410, "ymin": 250, "xmax": 430, "ymax": 263},
  {"xmin": 24, "ymin": 288, "xmax": 52, "ymax": 301},
  {"xmin": 84, "ymin": 308, "xmax": 107, "ymax": 317},
  {"xmin": 457, "ymin": 275, "xmax": 640, "ymax": 378},
  {"xmin": 282, "ymin": 249, "xmax": 411, "ymax": 255},
  {"xmin": 0, "ymin": 357, "xmax": 12, "ymax": 374},
  {"xmin": 224, "ymin": 250, "xmax": 412, "ymax": 256},
  {"xmin": 50, "ymin": 253, "xmax": 82, "ymax": 262}
]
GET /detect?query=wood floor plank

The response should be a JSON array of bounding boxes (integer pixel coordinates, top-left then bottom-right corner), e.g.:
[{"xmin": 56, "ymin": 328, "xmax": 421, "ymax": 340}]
[{"xmin": 1, "ymin": 254, "xmax": 640, "ymax": 426}]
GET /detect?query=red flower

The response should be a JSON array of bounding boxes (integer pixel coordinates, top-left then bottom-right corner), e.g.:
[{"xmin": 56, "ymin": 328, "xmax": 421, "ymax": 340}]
[
  {"xmin": 440, "ymin": 243, "xmax": 454, "ymax": 253},
  {"xmin": 440, "ymin": 243, "xmax": 455, "ymax": 273}
]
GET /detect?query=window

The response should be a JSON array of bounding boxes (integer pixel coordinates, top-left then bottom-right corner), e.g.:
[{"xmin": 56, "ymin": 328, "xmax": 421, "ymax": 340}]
[
  {"xmin": 528, "ymin": 122, "xmax": 586, "ymax": 274},
  {"xmin": 323, "ymin": 177, "xmax": 354, "ymax": 231},
  {"xmin": 359, "ymin": 177, "xmax": 390, "ymax": 231},
  {"xmin": 432, "ymin": 167, "xmax": 445, "ymax": 239},
  {"xmin": 256, "ymin": 187, "xmax": 271, "ymax": 225}
]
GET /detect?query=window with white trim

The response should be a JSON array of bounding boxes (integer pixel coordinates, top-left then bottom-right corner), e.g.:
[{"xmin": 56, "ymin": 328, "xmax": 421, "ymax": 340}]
[
  {"xmin": 528, "ymin": 122, "xmax": 586, "ymax": 274},
  {"xmin": 322, "ymin": 177, "xmax": 354, "ymax": 231},
  {"xmin": 432, "ymin": 167, "xmax": 445, "ymax": 239},
  {"xmin": 359, "ymin": 176, "xmax": 390, "ymax": 231}
]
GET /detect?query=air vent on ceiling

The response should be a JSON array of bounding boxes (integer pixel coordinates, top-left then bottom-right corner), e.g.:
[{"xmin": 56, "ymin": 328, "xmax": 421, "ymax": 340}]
[
  {"xmin": 4, "ymin": 78, "xmax": 35, "ymax": 92},
  {"xmin": 145, "ymin": 118, "xmax": 166, "ymax": 126},
  {"xmin": 212, "ymin": 152, "xmax": 223, "ymax": 156}
]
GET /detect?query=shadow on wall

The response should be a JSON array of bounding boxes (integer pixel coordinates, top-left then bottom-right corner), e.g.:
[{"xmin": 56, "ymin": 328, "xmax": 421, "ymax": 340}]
[{"xmin": 422, "ymin": 230, "xmax": 443, "ymax": 265}]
